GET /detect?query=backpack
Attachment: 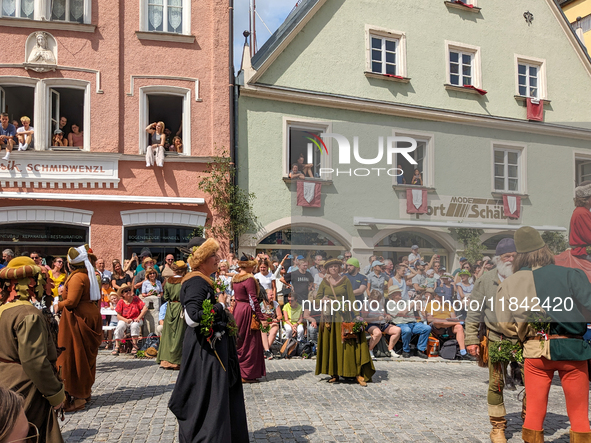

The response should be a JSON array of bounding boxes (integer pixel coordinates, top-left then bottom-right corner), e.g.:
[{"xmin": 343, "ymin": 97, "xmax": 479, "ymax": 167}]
[
  {"xmin": 296, "ymin": 341, "xmax": 314, "ymax": 359},
  {"xmin": 280, "ymin": 338, "xmax": 298, "ymax": 358},
  {"xmin": 372, "ymin": 336, "xmax": 391, "ymax": 358},
  {"xmin": 439, "ymin": 339, "xmax": 459, "ymax": 360}
]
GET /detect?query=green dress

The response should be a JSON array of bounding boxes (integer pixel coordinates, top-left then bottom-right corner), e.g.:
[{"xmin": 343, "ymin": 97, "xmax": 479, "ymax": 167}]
[
  {"xmin": 314, "ymin": 277, "xmax": 375, "ymax": 381},
  {"xmin": 156, "ymin": 277, "xmax": 186, "ymax": 366}
]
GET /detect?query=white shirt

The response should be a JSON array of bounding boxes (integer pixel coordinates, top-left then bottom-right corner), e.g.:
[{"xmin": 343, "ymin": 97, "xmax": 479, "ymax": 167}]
[
  {"xmin": 254, "ymin": 271, "xmax": 275, "ymax": 291},
  {"xmin": 17, "ymin": 126, "xmax": 34, "ymax": 135}
]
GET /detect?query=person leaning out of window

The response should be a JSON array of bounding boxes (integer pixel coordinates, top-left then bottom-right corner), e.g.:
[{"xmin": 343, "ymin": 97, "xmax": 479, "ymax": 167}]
[{"xmin": 145, "ymin": 121, "xmax": 166, "ymax": 167}]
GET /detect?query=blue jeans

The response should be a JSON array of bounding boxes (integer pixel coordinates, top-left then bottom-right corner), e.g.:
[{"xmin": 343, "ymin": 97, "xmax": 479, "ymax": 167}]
[{"xmin": 398, "ymin": 322, "xmax": 431, "ymax": 353}]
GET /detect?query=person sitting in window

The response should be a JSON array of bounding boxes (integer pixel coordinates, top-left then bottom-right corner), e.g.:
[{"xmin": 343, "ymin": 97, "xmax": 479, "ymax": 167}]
[
  {"xmin": 0, "ymin": 112, "xmax": 16, "ymax": 161},
  {"xmin": 170, "ymin": 136, "xmax": 182, "ymax": 152},
  {"xmin": 411, "ymin": 168, "xmax": 423, "ymax": 186},
  {"xmin": 396, "ymin": 164, "xmax": 406, "ymax": 185},
  {"xmin": 145, "ymin": 121, "xmax": 166, "ymax": 168},
  {"xmin": 289, "ymin": 163, "xmax": 306, "ymax": 179},
  {"xmin": 52, "ymin": 129, "xmax": 68, "ymax": 147},
  {"xmin": 16, "ymin": 116, "xmax": 34, "ymax": 151},
  {"xmin": 296, "ymin": 153, "xmax": 314, "ymax": 178},
  {"xmin": 68, "ymin": 123, "xmax": 83, "ymax": 148},
  {"xmin": 58, "ymin": 116, "xmax": 70, "ymax": 140}
]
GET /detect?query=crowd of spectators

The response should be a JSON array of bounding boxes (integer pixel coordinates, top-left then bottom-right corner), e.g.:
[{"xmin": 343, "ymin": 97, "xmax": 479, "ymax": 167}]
[{"xmin": 0, "ymin": 242, "xmax": 491, "ymax": 361}]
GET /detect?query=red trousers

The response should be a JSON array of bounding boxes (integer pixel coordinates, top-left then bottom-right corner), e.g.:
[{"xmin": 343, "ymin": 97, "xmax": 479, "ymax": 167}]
[{"xmin": 524, "ymin": 357, "xmax": 590, "ymax": 432}]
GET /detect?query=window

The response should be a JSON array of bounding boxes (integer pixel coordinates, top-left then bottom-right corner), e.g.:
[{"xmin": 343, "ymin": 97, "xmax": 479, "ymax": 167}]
[
  {"xmin": 50, "ymin": 0, "xmax": 84, "ymax": 23},
  {"xmin": 392, "ymin": 130, "xmax": 434, "ymax": 187},
  {"xmin": 0, "ymin": 85, "xmax": 35, "ymax": 126},
  {"xmin": 143, "ymin": 0, "xmax": 188, "ymax": 34},
  {"xmin": 284, "ymin": 119, "xmax": 331, "ymax": 179},
  {"xmin": 494, "ymin": 148, "xmax": 522, "ymax": 192},
  {"xmin": 446, "ymin": 41, "xmax": 481, "ymax": 89},
  {"xmin": 371, "ymin": 36, "xmax": 397, "ymax": 76},
  {"xmin": 1, "ymin": 0, "xmax": 34, "ymax": 19},
  {"xmin": 139, "ymin": 86, "xmax": 191, "ymax": 155},
  {"xmin": 515, "ymin": 56, "xmax": 546, "ymax": 99},
  {"xmin": 365, "ymin": 26, "xmax": 407, "ymax": 78},
  {"xmin": 49, "ymin": 87, "xmax": 86, "ymax": 148},
  {"xmin": 449, "ymin": 50, "xmax": 472, "ymax": 86},
  {"xmin": 576, "ymin": 158, "xmax": 591, "ymax": 186}
]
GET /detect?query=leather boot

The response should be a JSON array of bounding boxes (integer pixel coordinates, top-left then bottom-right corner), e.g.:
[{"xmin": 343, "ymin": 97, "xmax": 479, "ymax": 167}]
[
  {"xmin": 570, "ymin": 430, "xmax": 591, "ymax": 442},
  {"xmin": 522, "ymin": 427, "xmax": 544, "ymax": 443},
  {"xmin": 489, "ymin": 417, "xmax": 507, "ymax": 443}
]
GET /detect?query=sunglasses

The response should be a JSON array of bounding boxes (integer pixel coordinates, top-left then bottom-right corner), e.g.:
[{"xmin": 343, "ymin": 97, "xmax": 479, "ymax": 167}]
[
  {"xmin": 8, "ymin": 422, "xmax": 39, "ymax": 443},
  {"xmin": 31, "ymin": 256, "xmax": 40, "ymax": 260},
  {"xmin": 122, "ymin": 289, "xmax": 131, "ymax": 293},
  {"xmin": 56, "ymin": 260, "xmax": 63, "ymax": 263}
]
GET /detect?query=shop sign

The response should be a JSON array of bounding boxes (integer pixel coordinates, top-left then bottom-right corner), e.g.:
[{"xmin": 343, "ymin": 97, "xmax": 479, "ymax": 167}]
[
  {"xmin": 0, "ymin": 155, "xmax": 119, "ymax": 188},
  {"xmin": 0, "ymin": 225, "xmax": 88, "ymax": 243},
  {"xmin": 400, "ymin": 195, "xmax": 519, "ymax": 222}
]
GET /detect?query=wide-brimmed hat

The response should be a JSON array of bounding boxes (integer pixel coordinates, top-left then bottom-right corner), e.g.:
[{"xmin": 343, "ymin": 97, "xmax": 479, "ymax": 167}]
[
  {"xmin": 324, "ymin": 258, "xmax": 342, "ymax": 269},
  {"xmin": 388, "ymin": 285, "xmax": 402, "ymax": 295},
  {"xmin": 117, "ymin": 283, "xmax": 133, "ymax": 297},
  {"xmin": 458, "ymin": 270, "xmax": 471, "ymax": 277}
]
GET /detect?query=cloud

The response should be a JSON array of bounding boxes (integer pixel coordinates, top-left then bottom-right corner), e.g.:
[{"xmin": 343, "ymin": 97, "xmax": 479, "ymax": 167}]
[{"xmin": 233, "ymin": 0, "xmax": 295, "ymax": 71}]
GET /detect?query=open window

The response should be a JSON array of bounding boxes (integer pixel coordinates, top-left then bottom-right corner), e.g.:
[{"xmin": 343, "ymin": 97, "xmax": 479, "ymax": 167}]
[
  {"xmin": 49, "ymin": 87, "xmax": 85, "ymax": 149},
  {"xmin": 576, "ymin": 158, "xmax": 591, "ymax": 186},
  {"xmin": 139, "ymin": 86, "xmax": 191, "ymax": 155},
  {"xmin": 146, "ymin": 94, "xmax": 183, "ymax": 150},
  {"xmin": 515, "ymin": 55, "xmax": 547, "ymax": 100},
  {"xmin": 283, "ymin": 119, "xmax": 332, "ymax": 179},
  {"xmin": 0, "ymin": 86, "xmax": 34, "ymax": 124},
  {"xmin": 392, "ymin": 130, "xmax": 434, "ymax": 188}
]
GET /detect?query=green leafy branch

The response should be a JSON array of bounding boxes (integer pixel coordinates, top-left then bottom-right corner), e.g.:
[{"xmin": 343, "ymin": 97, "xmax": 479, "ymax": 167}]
[{"xmin": 198, "ymin": 150, "xmax": 258, "ymax": 241}]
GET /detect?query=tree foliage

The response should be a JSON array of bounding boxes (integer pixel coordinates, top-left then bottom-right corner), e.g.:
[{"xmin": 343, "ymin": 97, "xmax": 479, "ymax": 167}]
[
  {"xmin": 198, "ymin": 152, "xmax": 257, "ymax": 242},
  {"xmin": 541, "ymin": 231, "xmax": 569, "ymax": 255},
  {"xmin": 453, "ymin": 228, "xmax": 485, "ymax": 264}
]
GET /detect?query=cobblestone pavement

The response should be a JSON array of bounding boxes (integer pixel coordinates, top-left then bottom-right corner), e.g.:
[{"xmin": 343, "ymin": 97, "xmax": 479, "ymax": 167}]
[{"xmin": 60, "ymin": 351, "xmax": 575, "ymax": 442}]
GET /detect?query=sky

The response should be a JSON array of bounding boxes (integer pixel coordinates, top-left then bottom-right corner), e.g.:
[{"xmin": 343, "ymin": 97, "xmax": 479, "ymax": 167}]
[{"xmin": 233, "ymin": 0, "xmax": 296, "ymax": 72}]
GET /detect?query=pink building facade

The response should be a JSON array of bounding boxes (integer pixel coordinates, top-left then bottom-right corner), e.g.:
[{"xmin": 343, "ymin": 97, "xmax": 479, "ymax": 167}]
[{"xmin": 0, "ymin": 0, "xmax": 230, "ymax": 262}]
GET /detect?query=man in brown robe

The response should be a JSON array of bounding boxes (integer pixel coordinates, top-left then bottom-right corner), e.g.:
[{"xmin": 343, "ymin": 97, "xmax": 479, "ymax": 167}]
[
  {"xmin": 0, "ymin": 257, "xmax": 65, "ymax": 443},
  {"xmin": 57, "ymin": 245, "xmax": 102, "ymax": 412}
]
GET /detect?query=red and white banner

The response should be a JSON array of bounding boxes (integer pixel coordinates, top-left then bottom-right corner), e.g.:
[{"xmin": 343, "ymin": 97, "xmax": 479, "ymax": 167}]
[
  {"xmin": 406, "ymin": 189, "xmax": 428, "ymax": 214},
  {"xmin": 502, "ymin": 194, "xmax": 521, "ymax": 219},
  {"xmin": 297, "ymin": 180, "xmax": 321, "ymax": 208}
]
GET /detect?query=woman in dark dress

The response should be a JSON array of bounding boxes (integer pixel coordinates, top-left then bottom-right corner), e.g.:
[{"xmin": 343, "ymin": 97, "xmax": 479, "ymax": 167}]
[
  {"xmin": 168, "ymin": 238, "xmax": 248, "ymax": 443},
  {"xmin": 232, "ymin": 258, "xmax": 268, "ymax": 383}
]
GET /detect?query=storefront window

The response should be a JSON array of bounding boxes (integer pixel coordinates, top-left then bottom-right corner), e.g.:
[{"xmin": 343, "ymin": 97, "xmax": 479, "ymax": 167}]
[
  {"xmin": 124, "ymin": 226, "xmax": 201, "ymax": 262},
  {"xmin": 257, "ymin": 227, "xmax": 346, "ymax": 261},
  {"xmin": 0, "ymin": 223, "xmax": 88, "ymax": 260},
  {"xmin": 374, "ymin": 231, "xmax": 448, "ymax": 268}
]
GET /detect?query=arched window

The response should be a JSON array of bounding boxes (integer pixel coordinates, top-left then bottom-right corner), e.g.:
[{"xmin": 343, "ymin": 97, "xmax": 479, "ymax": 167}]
[
  {"xmin": 374, "ymin": 231, "xmax": 448, "ymax": 268},
  {"xmin": 257, "ymin": 227, "xmax": 346, "ymax": 261}
]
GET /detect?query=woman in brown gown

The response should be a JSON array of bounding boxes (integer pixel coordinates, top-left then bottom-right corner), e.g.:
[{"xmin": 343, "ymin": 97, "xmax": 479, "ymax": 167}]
[
  {"xmin": 232, "ymin": 258, "xmax": 268, "ymax": 383},
  {"xmin": 57, "ymin": 245, "xmax": 103, "ymax": 412}
]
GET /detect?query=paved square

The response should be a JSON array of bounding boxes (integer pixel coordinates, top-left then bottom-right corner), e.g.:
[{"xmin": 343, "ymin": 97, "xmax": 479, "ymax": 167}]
[{"xmin": 60, "ymin": 352, "xmax": 575, "ymax": 442}]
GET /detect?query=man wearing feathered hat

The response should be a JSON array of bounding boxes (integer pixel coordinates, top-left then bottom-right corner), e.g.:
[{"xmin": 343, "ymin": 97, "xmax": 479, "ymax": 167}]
[
  {"xmin": 0, "ymin": 256, "xmax": 65, "ymax": 442},
  {"xmin": 56, "ymin": 245, "xmax": 103, "ymax": 413}
]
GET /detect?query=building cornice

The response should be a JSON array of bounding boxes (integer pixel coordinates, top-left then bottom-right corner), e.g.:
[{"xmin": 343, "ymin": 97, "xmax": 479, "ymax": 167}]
[
  {"xmin": 0, "ymin": 191, "xmax": 204, "ymax": 205},
  {"xmin": 240, "ymin": 83, "xmax": 591, "ymax": 141}
]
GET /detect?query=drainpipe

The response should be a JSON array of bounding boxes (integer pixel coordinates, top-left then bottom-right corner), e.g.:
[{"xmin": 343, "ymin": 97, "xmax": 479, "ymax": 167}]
[{"xmin": 229, "ymin": 0, "xmax": 237, "ymax": 252}]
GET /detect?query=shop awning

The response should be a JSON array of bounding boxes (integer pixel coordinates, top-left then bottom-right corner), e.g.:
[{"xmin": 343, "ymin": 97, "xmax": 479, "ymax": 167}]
[{"xmin": 353, "ymin": 217, "xmax": 567, "ymax": 232}]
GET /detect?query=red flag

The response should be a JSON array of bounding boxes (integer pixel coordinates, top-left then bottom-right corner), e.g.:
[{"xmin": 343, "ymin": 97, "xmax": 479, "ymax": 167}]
[
  {"xmin": 502, "ymin": 195, "xmax": 521, "ymax": 219},
  {"xmin": 463, "ymin": 85, "xmax": 487, "ymax": 95},
  {"xmin": 406, "ymin": 189, "xmax": 428, "ymax": 214},
  {"xmin": 296, "ymin": 180, "xmax": 321, "ymax": 208},
  {"xmin": 527, "ymin": 98, "xmax": 543, "ymax": 121},
  {"xmin": 454, "ymin": 0, "xmax": 474, "ymax": 8}
]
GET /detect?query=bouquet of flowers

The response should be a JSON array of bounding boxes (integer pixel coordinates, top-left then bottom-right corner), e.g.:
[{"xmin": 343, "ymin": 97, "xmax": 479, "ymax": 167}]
[
  {"xmin": 227, "ymin": 319, "xmax": 238, "ymax": 337},
  {"xmin": 260, "ymin": 323, "xmax": 271, "ymax": 333},
  {"xmin": 212, "ymin": 278, "xmax": 229, "ymax": 295},
  {"xmin": 488, "ymin": 339, "xmax": 523, "ymax": 364},
  {"xmin": 352, "ymin": 316, "xmax": 367, "ymax": 334},
  {"xmin": 201, "ymin": 299, "xmax": 227, "ymax": 371}
]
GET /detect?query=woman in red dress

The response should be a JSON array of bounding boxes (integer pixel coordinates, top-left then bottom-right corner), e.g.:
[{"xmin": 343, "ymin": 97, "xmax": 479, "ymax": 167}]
[
  {"xmin": 570, "ymin": 181, "xmax": 591, "ymax": 260},
  {"xmin": 232, "ymin": 257, "xmax": 268, "ymax": 383}
]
